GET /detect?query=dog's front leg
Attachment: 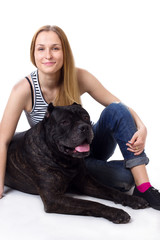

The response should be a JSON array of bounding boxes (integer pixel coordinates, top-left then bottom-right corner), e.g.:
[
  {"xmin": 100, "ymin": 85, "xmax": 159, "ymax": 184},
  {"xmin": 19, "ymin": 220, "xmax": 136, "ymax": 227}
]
[
  {"xmin": 36, "ymin": 173, "xmax": 130, "ymax": 224},
  {"xmin": 41, "ymin": 192, "xmax": 131, "ymax": 224},
  {"xmin": 79, "ymin": 174, "xmax": 149, "ymax": 209}
]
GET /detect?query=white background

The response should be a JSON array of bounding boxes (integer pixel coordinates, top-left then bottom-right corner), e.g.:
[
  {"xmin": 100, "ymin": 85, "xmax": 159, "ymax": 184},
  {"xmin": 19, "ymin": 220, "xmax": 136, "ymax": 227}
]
[{"xmin": 0, "ymin": 0, "xmax": 160, "ymax": 239}]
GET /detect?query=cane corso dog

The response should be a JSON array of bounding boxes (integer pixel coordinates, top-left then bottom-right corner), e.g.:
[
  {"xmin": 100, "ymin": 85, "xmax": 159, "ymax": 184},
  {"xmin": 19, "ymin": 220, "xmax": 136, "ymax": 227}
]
[{"xmin": 5, "ymin": 103, "xmax": 148, "ymax": 223}]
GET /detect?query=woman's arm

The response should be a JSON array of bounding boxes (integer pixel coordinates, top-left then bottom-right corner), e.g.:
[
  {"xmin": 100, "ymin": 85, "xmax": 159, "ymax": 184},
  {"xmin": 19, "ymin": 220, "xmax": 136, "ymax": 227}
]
[
  {"xmin": 77, "ymin": 68, "xmax": 147, "ymax": 155},
  {"xmin": 0, "ymin": 79, "xmax": 32, "ymax": 198},
  {"xmin": 126, "ymin": 107, "xmax": 147, "ymax": 155},
  {"xmin": 77, "ymin": 68, "xmax": 120, "ymax": 105}
]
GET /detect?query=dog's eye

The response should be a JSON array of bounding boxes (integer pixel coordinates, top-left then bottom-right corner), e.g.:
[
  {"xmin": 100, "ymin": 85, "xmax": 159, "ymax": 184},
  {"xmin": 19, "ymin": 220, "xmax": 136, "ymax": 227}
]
[
  {"xmin": 83, "ymin": 115, "xmax": 90, "ymax": 122},
  {"xmin": 60, "ymin": 120, "xmax": 70, "ymax": 126}
]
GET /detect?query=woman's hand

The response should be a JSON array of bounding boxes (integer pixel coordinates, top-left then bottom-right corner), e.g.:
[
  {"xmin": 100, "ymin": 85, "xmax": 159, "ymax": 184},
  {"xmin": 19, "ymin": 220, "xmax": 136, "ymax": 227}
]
[{"xmin": 126, "ymin": 126, "xmax": 147, "ymax": 155}]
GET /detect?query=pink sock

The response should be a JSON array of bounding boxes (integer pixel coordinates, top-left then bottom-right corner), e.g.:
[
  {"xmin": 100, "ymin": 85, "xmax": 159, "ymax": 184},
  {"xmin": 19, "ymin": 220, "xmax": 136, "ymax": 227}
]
[{"xmin": 136, "ymin": 182, "xmax": 152, "ymax": 193}]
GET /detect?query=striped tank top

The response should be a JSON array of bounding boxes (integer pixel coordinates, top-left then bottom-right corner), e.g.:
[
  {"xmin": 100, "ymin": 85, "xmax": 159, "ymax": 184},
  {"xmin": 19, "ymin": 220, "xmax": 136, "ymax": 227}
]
[{"xmin": 24, "ymin": 70, "xmax": 48, "ymax": 127}]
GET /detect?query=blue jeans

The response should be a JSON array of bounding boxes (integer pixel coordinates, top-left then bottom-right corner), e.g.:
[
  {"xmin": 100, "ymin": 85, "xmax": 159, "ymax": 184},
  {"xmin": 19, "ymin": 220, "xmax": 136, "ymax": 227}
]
[{"xmin": 85, "ymin": 103, "xmax": 149, "ymax": 192}]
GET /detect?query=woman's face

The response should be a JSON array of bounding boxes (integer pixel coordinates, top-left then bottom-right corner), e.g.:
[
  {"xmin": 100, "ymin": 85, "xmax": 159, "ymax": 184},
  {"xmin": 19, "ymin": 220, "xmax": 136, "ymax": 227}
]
[{"xmin": 34, "ymin": 31, "xmax": 64, "ymax": 75}]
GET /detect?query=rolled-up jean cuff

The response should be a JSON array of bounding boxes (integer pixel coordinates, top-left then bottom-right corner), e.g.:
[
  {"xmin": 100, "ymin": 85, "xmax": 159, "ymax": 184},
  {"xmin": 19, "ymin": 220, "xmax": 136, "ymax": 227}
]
[{"xmin": 125, "ymin": 157, "xmax": 149, "ymax": 169}]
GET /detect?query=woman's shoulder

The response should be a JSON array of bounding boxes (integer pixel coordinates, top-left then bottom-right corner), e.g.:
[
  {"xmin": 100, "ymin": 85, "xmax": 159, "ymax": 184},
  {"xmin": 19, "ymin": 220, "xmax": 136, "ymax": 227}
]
[
  {"xmin": 76, "ymin": 67, "xmax": 90, "ymax": 79},
  {"xmin": 12, "ymin": 76, "xmax": 31, "ymax": 95},
  {"xmin": 10, "ymin": 76, "xmax": 33, "ymax": 111},
  {"xmin": 8, "ymin": 76, "xmax": 33, "ymax": 112},
  {"xmin": 76, "ymin": 67, "xmax": 99, "ymax": 84},
  {"xmin": 76, "ymin": 67, "xmax": 100, "ymax": 94},
  {"xmin": 76, "ymin": 68, "xmax": 92, "ymax": 93}
]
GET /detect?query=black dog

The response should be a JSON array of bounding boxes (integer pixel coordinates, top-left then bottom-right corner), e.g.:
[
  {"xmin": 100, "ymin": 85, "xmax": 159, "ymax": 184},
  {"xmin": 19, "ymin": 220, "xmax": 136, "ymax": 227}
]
[{"xmin": 5, "ymin": 103, "xmax": 148, "ymax": 223}]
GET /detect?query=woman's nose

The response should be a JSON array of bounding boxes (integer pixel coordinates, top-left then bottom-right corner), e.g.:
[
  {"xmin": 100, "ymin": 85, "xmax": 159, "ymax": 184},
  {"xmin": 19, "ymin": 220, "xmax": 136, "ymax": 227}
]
[{"xmin": 45, "ymin": 49, "xmax": 52, "ymax": 59}]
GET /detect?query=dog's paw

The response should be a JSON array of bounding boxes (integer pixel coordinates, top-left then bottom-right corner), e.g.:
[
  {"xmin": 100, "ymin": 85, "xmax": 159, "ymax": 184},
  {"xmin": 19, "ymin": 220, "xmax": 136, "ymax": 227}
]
[
  {"xmin": 103, "ymin": 207, "xmax": 131, "ymax": 224},
  {"xmin": 111, "ymin": 209, "xmax": 131, "ymax": 224},
  {"xmin": 129, "ymin": 195, "xmax": 149, "ymax": 209},
  {"xmin": 122, "ymin": 195, "xmax": 149, "ymax": 209}
]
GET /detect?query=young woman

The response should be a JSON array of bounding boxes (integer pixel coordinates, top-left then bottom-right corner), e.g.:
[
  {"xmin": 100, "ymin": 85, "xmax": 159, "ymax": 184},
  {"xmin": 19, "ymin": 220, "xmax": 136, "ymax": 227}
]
[{"xmin": 0, "ymin": 25, "xmax": 159, "ymax": 210}]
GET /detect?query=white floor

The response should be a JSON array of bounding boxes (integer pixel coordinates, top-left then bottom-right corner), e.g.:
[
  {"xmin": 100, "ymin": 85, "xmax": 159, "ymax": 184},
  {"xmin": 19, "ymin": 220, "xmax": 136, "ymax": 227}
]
[{"xmin": 0, "ymin": 179, "xmax": 159, "ymax": 240}]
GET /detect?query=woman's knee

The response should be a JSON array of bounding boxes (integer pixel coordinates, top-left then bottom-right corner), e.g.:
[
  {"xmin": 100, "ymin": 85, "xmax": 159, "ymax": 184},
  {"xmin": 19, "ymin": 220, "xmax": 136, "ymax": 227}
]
[
  {"xmin": 103, "ymin": 102, "xmax": 130, "ymax": 117},
  {"xmin": 100, "ymin": 102, "xmax": 136, "ymax": 132}
]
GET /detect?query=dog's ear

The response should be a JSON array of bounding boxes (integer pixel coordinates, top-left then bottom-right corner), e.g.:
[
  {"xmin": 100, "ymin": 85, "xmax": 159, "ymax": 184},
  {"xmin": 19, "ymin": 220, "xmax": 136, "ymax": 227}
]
[
  {"xmin": 48, "ymin": 102, "xmax": 55, "ymax": 113},
  {"xmin": 45, "ymin": 102, "xmax": 55, "ymax": 119},
  {"xmin": 72, "ymin": 102, "xmax": 82, "ymax": 107}
]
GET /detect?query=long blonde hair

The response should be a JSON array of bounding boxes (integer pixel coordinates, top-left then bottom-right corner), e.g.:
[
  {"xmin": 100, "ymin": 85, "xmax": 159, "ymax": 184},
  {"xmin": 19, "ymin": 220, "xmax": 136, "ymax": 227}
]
[{"xmin": 30, "ymin": 25, "xmax": 81, "ymax": 106}]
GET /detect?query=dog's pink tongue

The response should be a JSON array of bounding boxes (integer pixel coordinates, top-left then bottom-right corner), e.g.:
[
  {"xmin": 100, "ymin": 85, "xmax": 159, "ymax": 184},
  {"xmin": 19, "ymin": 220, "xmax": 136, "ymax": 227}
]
[{"xmin": 75, "ymin": 144, "xmax": 90, "ymax": 152}]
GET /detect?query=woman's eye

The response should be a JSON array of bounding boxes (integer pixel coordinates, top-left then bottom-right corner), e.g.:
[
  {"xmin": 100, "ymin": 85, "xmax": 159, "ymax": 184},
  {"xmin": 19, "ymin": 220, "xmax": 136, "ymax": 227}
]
[
  {"xmin": 52, "ymin": 47, "xmax": 59, "ymax": 51},
  {"xmin": 38, "ymin": 48, "xmax": 44, "ymax": 51}
]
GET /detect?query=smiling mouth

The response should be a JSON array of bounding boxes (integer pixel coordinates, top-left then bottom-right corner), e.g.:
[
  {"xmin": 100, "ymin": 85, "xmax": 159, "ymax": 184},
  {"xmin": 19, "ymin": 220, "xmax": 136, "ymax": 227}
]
[{"xmin": 43, "ymin": 62, "xmax": 56, "ymax": 66}]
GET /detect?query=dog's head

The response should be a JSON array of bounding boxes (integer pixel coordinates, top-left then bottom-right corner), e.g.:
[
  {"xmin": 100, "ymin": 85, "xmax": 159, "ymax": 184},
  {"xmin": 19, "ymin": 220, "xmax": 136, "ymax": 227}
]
[{"xmin": 43, "ymin": 103, "xmax": 94, "ymax": 158}]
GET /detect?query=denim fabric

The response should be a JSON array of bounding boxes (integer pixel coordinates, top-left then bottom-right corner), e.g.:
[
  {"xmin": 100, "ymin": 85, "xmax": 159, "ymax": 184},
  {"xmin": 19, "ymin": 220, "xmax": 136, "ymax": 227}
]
[{"xmin": 85, "ymin": 103, "xmax": 149, "ymax": 192}]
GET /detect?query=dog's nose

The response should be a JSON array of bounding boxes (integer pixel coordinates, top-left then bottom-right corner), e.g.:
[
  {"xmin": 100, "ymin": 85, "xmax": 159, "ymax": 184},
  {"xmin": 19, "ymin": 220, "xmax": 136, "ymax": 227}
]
[{"xmin": 78, "ymin": 124, "xmax": 90, "ymax": 133}]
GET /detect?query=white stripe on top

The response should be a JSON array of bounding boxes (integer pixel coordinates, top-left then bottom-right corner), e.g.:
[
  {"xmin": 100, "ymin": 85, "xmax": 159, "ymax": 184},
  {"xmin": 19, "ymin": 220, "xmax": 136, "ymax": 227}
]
[{"xmin": 24, "ymin": 70, "xmax": 48, "ymax": 127}]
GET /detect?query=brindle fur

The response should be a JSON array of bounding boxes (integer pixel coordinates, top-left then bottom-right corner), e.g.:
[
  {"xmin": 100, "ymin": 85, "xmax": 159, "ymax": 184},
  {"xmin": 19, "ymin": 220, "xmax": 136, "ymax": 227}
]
[{"xmin": 5, "ymin": 103, "xmax": 148, "ymax": 224}]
